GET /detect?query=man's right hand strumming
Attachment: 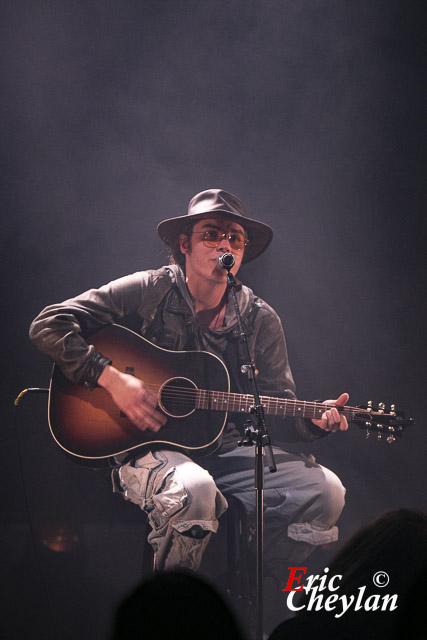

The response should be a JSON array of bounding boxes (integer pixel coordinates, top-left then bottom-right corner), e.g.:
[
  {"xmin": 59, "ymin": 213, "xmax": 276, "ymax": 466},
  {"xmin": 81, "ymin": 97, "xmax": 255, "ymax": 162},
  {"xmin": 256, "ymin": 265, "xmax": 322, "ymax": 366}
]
[{"xmin": 98, "ymin": 365, "xmax": 167, "ymax": 432}]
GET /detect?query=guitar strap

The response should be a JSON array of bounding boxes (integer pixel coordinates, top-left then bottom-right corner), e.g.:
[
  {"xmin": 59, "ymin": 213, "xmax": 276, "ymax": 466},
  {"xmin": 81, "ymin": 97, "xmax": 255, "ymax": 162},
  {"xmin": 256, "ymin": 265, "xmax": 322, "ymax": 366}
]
[
  {"xmin": 139, "ymin": 272, "xmax": 189, "ymax": 351},
  {"xmin": 142, "ymin": 293, "xmax": 173, "ymax": 346}
]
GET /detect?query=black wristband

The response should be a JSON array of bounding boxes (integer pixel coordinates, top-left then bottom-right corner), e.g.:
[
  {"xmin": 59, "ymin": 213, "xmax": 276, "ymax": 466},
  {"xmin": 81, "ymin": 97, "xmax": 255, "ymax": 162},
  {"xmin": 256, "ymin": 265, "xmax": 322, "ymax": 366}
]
[{"xmin": 79, "ymin": 351, "xmax": 112, "ymax": 390}]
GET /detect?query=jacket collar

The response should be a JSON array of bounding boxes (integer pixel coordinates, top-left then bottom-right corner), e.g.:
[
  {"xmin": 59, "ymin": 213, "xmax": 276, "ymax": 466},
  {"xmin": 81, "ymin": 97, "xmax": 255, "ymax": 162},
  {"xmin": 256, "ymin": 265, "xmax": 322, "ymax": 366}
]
[{"xmin": 165, "ymin": 264, "xmax": 253, "ymax": 331}]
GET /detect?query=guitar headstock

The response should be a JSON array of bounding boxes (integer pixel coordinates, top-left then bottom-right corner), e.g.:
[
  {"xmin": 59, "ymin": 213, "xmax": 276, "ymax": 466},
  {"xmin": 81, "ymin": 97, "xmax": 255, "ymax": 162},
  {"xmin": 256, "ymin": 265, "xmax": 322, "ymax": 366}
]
[{"xmin": 351, "ymin": 401, "xmax": 414, "ymax": 443}]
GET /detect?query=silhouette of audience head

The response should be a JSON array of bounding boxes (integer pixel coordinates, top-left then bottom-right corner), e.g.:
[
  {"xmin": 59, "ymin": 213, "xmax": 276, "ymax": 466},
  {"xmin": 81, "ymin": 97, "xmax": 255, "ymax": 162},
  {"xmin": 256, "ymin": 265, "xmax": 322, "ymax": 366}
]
[
  {"xmin": 111, "ymin": 569, "xmax": 246, "ymax": 640},
  {"xmin": 270, "ymin": 508, "xmax": 427, "ymax": 640},
  {"xmin": 326, "ymin": 507, "xmax": 427, "ymax": 594}
]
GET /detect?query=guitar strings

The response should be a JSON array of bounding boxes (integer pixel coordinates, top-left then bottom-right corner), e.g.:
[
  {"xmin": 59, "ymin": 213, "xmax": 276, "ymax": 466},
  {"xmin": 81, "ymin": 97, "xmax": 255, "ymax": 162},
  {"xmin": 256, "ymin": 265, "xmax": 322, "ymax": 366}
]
[
  {"xmin": 135, "ymin": 382, "xmax": 369, "ymax": 416},
  {"xmin": 143, "ymin": 383, "xmax": 364, "ymax": 410}
]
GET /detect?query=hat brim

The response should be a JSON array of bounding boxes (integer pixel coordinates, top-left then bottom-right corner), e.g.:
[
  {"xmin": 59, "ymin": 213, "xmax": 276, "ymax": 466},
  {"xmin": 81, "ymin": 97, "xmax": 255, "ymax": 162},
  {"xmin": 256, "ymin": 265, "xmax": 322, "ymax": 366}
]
[{"xmin": 157, "ymin": 210, "xmax": 273, "ymax": 264}]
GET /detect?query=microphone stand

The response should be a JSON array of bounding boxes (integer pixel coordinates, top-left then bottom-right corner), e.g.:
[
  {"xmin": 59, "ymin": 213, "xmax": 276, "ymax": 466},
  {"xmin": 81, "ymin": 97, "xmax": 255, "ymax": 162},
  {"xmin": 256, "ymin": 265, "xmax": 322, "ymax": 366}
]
[{"xmin": 222, "ymin": 258, "xmax": 276, "ymax": 640}]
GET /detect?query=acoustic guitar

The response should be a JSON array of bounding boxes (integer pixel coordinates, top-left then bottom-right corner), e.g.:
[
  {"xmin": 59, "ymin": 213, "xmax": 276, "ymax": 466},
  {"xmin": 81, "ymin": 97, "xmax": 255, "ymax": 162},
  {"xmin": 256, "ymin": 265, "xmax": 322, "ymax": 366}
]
[{"xmin": 48, "ymin": 324, "xmax": 413, "ymax": 467}]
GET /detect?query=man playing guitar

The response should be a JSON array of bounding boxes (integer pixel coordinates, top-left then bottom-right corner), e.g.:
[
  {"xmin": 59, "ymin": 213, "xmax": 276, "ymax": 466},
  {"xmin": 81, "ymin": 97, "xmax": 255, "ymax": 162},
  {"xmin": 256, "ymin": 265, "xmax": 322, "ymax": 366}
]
[{"xmin": 30, "ymin": 189, "xmax": 348, "ymax": 627}]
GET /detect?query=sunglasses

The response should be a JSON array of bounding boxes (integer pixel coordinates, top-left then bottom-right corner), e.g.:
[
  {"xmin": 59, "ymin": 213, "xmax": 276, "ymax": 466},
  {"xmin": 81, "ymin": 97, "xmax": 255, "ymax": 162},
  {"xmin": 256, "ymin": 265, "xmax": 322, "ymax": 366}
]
[{"xmin": 192, "ymin": 229, "xmax": 249, "ymax": 251}]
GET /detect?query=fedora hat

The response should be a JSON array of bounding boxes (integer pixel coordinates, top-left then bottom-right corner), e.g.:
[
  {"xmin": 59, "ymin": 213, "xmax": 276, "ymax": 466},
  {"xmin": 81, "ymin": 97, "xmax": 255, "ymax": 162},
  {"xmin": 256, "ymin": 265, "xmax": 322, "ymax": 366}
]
[{"xmin": 157, "ymin": 189, "xmax": 273, "ymax": 263}]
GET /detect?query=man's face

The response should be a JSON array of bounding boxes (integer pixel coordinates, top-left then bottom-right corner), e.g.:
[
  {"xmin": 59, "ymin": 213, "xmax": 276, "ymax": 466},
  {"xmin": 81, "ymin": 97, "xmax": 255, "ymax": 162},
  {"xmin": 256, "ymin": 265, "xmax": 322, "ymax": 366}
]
[{"xmin": 179, "ymin": 216, "xmax": 246, "ymax": 284}]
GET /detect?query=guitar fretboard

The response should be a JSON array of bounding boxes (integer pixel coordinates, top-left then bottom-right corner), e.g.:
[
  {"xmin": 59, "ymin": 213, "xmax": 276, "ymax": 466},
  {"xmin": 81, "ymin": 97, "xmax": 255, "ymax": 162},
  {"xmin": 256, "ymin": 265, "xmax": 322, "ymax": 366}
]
[{"xmin": 194, "ymin": 390, "xmax": 364, "ymax": 420}]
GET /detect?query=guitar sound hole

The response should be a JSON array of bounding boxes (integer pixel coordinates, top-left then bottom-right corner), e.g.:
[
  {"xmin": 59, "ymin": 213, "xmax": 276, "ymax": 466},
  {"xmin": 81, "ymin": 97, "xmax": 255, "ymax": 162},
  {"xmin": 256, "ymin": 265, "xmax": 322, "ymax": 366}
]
[{"xmin": 159, "ymin": 377, "xmax": 197, "ymax": 418}]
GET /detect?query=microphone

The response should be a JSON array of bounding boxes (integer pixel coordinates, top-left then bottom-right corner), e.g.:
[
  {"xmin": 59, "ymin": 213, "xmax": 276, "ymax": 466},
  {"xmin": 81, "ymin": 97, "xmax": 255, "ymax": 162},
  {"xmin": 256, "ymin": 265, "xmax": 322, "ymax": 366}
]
[{"xmin": 217, "ymin": 253, "xmax": 235, "ymax": 270}]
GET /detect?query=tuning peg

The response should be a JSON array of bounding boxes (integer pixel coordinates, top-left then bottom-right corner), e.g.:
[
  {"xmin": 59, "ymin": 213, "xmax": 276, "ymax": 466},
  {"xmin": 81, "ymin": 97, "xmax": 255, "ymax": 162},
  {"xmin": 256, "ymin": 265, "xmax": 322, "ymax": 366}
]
[
  {"xmin": 367, "ymin": 401, "xmax": 373, "ymax": 411},
  {"xmin": 391, "ymin": 404, "xmax": 396, "ymax": 414},
  {"xmin": 378, "ymin": 402, "xmax": 385, "ymax": 413},
  {"xmin": 376, "ymin": 423, "xmax": 384, "ymax": 441},
  {"xmin": 386, "ymin": 425, "xmax": 395, "ymax": 443}
]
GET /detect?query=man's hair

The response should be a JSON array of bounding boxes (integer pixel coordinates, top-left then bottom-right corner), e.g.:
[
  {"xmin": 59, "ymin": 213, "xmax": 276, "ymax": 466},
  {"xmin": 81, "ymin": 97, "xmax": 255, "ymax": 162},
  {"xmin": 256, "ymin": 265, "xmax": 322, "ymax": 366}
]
[{"xmin": 168, "ymin": 222, "xmax": 194, "ymax": 269}]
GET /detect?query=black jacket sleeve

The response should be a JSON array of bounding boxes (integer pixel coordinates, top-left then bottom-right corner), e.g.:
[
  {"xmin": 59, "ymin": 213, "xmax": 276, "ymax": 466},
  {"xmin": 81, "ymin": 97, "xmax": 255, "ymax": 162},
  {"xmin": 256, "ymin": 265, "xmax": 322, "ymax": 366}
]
[{"xmin": 29, "ymin": 270, "xmax": 162, "ymax": 388}]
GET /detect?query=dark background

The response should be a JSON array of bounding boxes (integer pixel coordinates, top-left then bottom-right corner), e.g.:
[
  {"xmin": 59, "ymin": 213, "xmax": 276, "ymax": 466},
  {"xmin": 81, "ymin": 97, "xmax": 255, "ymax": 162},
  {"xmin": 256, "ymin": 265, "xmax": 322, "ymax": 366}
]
[{"xmin": 2, "ymin": 1, "xmax": 426, "ymax": 638}]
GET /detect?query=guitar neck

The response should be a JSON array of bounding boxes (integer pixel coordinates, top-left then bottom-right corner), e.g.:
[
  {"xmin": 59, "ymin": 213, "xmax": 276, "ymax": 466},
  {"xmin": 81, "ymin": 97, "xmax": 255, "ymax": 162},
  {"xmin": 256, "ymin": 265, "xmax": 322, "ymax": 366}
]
[{"xmin": 195, "ymin": 390, "xmax": 364, "ymax": 421}]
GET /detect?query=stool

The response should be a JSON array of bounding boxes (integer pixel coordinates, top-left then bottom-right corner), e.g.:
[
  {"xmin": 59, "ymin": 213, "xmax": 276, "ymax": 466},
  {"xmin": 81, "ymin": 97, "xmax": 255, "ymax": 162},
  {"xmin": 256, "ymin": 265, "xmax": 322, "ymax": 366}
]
[{"xmin": 223, "ymin": 496, "xmax": 252, "ymax": 606}]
